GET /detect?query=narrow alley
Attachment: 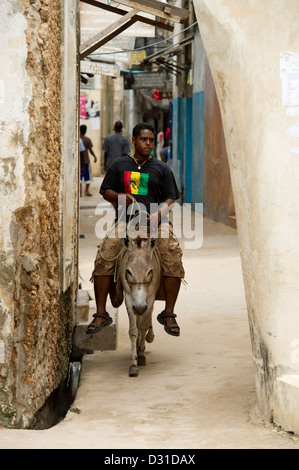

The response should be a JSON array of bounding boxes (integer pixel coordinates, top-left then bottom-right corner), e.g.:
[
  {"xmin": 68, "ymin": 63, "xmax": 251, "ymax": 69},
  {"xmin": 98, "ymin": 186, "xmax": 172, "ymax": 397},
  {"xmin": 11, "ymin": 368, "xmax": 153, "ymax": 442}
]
[{"xmin": 0, "ymin": 177, "xmax": 298, "ymax": 450}]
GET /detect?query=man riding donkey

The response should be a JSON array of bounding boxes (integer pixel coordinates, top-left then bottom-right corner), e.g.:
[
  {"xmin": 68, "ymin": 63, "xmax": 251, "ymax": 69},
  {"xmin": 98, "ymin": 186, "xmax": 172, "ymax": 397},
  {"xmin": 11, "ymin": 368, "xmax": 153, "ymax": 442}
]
[{"xmin": 87, "ymin": 122, "xmax": 185, "ymax": 337}]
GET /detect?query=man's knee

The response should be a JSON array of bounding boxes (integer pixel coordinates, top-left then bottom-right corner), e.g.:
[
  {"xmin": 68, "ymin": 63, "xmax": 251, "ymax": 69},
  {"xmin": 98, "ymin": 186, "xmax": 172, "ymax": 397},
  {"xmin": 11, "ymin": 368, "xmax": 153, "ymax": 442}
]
[
  {"xmin": 93, "ymin": 237, "xmax": 123, "ymax": 277},
  {"xmin": 157, "ymin": 239, "xmax": 185, "ymax": 278}
]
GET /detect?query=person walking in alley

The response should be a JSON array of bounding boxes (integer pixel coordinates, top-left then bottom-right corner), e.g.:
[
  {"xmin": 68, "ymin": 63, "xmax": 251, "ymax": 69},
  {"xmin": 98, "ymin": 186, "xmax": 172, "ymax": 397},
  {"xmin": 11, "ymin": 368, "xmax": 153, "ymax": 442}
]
[
  {"xmin": 102, "ymin": 121, "xmax": 131, "ymax": 171},
  {"xmin": 79, "ymin": 137, "xmax": 85, "ymax": 179},
  {"xmin": 80, "ymin": 124, "xmax": 97, "ymax": 197},
  {"xmin": 86, "ymin": 122, "xmax": 184, "ymax": 336}
]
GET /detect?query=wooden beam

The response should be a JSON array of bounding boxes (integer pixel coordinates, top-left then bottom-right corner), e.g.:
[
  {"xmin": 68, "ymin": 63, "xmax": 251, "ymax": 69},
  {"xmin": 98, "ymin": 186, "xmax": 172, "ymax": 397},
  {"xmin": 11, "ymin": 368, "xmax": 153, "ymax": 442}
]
[
  {"xmin": 136, "ymin": 0, "xmax": 189, "ymax": 19},
  {"xmin": 80, "ymin": 18, "xmax": 138, "ymax": 59},
  {"xmin": 107, "ymin": 0, "xmax": 189, "ymax": 24},
  {"xmin": 80, "ymin": 8, "xmax": 140, "ymax": 59},
  {"xmin": 80, "ymin": 0, "xmax": 174, "ymax": 32}
]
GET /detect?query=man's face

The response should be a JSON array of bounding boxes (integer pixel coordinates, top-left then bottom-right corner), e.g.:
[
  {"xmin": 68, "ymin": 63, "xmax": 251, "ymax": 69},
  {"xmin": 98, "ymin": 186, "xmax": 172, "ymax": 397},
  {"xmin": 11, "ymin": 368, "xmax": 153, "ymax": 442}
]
[{"xmin": 132, "ymin": 129, "xmax": 155, "ymax": 158}]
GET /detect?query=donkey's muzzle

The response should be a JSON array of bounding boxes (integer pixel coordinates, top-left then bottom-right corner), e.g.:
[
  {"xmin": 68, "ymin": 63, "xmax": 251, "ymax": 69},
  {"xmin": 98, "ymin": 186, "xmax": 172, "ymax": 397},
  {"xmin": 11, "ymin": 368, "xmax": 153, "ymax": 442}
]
[{"xmin": 133, "ymin": 304, "xmax": 148, "ymax": 316}]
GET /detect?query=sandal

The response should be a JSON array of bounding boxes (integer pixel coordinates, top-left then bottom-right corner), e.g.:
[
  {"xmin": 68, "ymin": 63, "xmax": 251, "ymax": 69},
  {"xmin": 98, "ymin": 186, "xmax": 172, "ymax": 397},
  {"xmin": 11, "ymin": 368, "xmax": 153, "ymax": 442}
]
[
  {"xmin": 86, "ymin": 312, "xmax": 113, "ymax": 334},
  {"xmin": 157, "ymin": 311, "xmax": 180, "ymax": 337}
]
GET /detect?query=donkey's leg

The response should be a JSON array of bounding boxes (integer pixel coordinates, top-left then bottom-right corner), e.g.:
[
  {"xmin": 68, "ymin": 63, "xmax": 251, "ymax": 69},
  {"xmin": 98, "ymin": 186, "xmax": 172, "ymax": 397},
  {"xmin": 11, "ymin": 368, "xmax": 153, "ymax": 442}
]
[
  {"xmin": 145, "ymin": 307, "xmax": 154, "ymax": 344},
  {"xmin": 128, "ymin": 311, "xmax": 139, "ymax": 377},
  {"xmin": 137, "ymin": 326, "xmax": 147, "ymax": 366},
  {"xmin": 137, "ymin": 311, "xmax": 153, "ymax": 366},
  {"xmin": 145, "ymin": 325, "xmax": 154, "ymax": 343}
]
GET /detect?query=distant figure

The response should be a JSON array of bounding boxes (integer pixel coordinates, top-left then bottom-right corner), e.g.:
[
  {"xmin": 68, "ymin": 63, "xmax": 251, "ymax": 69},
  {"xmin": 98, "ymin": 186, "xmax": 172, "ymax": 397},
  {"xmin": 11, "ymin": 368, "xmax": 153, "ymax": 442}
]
[
  {"xmin": 160, "ymin": 126, "xmax": 171, "ymax": 165},
  {"xmin": 160, "ymin": 145, "xmax": 170, "ymax": 164},
  {"xmin": 165, "ymin": 127, "xmax": 171, "ymax": 145},
  {"xmin": 156, "ymin": 129, "xmax": 164, "ymax": 160},
  {"xmin": 80, "ymin": 124, "xmax": 97, "ymax": 197},
  {"xmin": 102, "ymin": 121, "xmax": 131, "ymax": 171},
  {"xmin": 79, "ymin": 138, "xmax": 85, "ymax": 184}
]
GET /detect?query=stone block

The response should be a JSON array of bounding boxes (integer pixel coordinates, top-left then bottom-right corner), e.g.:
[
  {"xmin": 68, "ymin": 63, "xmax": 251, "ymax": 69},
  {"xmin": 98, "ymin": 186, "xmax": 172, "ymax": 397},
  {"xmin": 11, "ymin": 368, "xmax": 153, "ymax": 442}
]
[
  {"xmin": 76, "ymin": 290, "xmax": 90, "ymax": 323},
  {"xmin": 73, "ymin": 307, "xmax": 118, "ymax": 356},
  {"xmin": 275, "ymin": 375, "xmax": 299, "ymax": 435}
]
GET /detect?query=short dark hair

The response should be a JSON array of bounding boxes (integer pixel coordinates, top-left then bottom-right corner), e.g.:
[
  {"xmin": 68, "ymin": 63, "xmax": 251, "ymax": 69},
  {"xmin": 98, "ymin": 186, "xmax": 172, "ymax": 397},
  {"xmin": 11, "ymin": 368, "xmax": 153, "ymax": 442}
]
[
  {"xmin": 80, "ymin": 124, "xmax": 87, "ymax": 135},
  {"xmin": 114, "ymin": 121, "xmax": 123, "ymax": 132},
  {"xmin": 132, "ymin": 122, "xmax": 155, "ymax": 138}
]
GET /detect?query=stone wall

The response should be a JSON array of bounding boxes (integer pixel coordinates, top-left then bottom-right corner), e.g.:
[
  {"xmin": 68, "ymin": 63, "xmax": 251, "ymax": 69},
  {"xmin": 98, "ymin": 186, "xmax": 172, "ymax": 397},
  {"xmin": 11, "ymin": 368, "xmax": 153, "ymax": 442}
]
[{"xmin": 0, "ymin": 0, "xmax": 78, "ymax": 427}]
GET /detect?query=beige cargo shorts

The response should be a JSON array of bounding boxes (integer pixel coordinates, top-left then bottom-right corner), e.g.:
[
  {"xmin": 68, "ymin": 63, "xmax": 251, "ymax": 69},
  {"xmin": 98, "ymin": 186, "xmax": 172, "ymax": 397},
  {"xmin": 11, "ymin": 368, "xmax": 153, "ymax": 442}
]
[{"xmin": 92, "ymin": 220, "xmax": 185, "ymax": 279}]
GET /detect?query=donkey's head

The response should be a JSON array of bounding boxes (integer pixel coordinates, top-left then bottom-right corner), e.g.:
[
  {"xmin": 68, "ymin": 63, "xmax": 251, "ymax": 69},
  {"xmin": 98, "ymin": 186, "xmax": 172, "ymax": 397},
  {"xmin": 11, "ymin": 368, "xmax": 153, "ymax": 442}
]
[{"xmin": 122, "ymin": 237, "xmax": 159, "ymax": 316}]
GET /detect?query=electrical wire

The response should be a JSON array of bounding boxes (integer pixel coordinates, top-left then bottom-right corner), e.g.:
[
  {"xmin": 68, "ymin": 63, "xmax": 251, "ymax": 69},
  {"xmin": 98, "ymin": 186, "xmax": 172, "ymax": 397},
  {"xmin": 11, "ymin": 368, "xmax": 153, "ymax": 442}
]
[{"xmin": 89, "ymin": 20, "xmax": 198, "ymax": 56}]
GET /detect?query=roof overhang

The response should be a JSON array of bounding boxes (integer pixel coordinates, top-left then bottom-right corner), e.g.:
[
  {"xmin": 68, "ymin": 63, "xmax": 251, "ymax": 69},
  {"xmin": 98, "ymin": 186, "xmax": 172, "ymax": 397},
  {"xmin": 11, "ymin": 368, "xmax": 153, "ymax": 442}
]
[{"xmin": 80, "ymin": 0, "xmax": 189, "ymax": 60}]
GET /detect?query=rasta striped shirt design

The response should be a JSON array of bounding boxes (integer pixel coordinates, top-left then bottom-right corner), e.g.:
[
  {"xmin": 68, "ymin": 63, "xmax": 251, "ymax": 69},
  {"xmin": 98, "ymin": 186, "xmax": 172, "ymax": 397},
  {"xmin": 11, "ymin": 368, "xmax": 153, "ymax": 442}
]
[{"xmin": 124, "ymin": 171, "xmax": 149, "ymax": 195}]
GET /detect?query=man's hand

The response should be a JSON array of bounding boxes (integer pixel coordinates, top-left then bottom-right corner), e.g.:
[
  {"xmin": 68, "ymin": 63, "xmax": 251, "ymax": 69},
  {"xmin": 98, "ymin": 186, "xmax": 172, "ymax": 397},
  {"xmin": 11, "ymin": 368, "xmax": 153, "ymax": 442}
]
[
  {"xmin": 124, "ymin": 193, "xmax": 136, "ymax": 206},
  {"xmin": 103, "ymin": 190, "xmax": 136, "ymax": 207},
  {"xmin": 147, "ymin": 210, "xmax": 161, "ymax": 229}
]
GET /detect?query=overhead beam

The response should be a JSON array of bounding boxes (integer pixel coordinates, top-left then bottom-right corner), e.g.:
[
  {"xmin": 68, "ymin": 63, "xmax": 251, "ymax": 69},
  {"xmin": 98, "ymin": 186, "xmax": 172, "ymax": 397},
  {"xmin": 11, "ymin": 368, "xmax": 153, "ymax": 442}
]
[
  {"xmin": 80, "ymin": 8, "xmax": 140, "ymax": 59},
  {"xmin": 80, "ymin": 0, "xmax": 174, "ymax": 32},
  {"xmin": 107, "ymin": 0, "xmax": 188, "ymax": 24}
]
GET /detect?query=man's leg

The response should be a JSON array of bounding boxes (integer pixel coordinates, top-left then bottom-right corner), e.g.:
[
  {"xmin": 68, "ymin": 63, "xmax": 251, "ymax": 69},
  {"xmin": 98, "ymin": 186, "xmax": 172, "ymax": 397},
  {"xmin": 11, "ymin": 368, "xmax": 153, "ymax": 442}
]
[
  {"xmin": 162, "ymin": 276, "xmax": 181, "ymax": 335},
  {"xmin": 84, "ymin": 164, "xmax": 92, "ymax": 196},
  {"xmin": 86, "ymin": 275, "xmax": 112, "ymax": 332},
  {"xmin": 156, "ymin": 222, "xmax": 184, "ymax": 336},
  {"xmin": 85, "ymin": 182, "xmax": 92, "ymax": 196},
  {"xmin": 87, "ymin": 220, "xmax": 124, "ymax": 333}
]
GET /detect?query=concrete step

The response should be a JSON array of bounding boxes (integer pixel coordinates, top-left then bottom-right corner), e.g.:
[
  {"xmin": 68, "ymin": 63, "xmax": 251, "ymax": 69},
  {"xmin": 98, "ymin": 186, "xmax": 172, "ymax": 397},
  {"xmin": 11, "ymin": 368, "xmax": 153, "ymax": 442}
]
[
  {"xmin": 276, "ymin": 375, "xmax": 299, "ymax": 434},
  {"xmin": 72, "ymin": 290, "xmax": 118, "ymax": 358}
]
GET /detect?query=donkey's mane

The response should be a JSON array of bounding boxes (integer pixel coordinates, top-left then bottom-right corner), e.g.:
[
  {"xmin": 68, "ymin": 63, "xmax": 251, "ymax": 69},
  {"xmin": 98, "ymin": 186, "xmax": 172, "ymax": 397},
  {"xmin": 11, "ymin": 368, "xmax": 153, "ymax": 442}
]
[{"xmin": 131, "ymin": 236, "xmax": 147, "ymax": 248}]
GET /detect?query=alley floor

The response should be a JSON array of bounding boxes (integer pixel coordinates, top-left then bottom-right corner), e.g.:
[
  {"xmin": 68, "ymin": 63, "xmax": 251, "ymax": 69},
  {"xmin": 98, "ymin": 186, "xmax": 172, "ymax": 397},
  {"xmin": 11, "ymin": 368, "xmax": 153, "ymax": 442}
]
[{"xmin": 1, "ymin": 177, "xmax": 299, "ymax": 450}]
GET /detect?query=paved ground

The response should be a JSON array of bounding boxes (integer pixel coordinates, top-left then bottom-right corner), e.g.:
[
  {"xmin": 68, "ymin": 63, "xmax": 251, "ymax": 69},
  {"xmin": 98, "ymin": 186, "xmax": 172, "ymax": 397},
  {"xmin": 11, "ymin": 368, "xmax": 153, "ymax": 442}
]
[{"xmin": 1, "ymin": 177, "xmax": 299, "ymax": 450}]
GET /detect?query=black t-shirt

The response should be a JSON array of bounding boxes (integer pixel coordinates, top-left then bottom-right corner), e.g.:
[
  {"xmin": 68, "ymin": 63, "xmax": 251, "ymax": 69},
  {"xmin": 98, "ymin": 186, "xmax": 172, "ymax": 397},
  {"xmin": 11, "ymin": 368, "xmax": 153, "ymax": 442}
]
[{"xmin": 100, "ymin": 155, "xmax": 180, "ymax": 219}]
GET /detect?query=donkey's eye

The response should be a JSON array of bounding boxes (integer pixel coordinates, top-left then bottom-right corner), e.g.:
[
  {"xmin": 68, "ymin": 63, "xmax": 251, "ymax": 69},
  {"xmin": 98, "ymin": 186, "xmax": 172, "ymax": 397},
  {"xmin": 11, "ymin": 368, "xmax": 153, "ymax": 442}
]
[
  {"xmin": 147, "ymin": 269, "xmax": 153, "ymax": 279},
  {"xmin": 126, "ymin": 269, "xmax": 133, "ymax": 279}
]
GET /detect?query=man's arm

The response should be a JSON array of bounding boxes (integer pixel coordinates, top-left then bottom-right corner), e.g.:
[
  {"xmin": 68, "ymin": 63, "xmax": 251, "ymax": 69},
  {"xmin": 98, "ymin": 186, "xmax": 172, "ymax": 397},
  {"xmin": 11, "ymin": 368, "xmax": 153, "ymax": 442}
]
[
  {"xmin": 104, "ymin": 151, "xmax": 108, "ymax": 171},
  {"xmin": 80, "ymin": 152, "xmax": 85, "ymax": 175},
  {"xmin": 147, "ymin": 198, "xmax": 175, "ymax": 228},
  {"xmin": 103, "ymin": 189, "xmax": 135, "ymax": 207},
  {"xmin": 89, "ymin": 147, "xmax": 97, "ymax": 162}
]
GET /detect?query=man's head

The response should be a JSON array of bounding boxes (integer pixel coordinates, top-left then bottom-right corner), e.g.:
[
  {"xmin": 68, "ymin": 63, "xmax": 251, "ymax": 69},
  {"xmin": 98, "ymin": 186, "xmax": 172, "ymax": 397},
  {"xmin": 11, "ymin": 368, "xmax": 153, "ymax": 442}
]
[
  {"xmin": 132, "ymin": 122, "xmax": 155, "ymax": 139},
  {"xmin": 132, "ymin": 122, "xmax": 155, "ymax": 159},
  {"xmin": 80, "ymin": 124, "xmax": 87, "ymax": 135},
  {"xmin": 114, "ymin": 121, "xmax": 123, "ymax": 133}
]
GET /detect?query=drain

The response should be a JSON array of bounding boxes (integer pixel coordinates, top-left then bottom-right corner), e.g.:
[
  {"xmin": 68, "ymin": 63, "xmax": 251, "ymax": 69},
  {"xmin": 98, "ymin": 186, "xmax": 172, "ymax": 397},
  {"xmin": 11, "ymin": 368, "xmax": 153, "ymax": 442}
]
[{"xmin": 29, "ymin": 361, "xmax": 81, "ymax": 430}]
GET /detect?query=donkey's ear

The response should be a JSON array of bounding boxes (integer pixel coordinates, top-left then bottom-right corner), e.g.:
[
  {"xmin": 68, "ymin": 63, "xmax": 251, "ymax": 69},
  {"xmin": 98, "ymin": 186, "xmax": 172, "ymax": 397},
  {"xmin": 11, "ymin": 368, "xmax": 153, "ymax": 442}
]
[
  {"xmin": 122, "ymin": 234, "xmax": 129, "ymax": 247},
  {"xmin": 139, "ymin": 237, "xmax": 157, "ymax": 254},
  {"xmin": 150, "ymin": 238, "xmax": 157, "ymax": 249}
]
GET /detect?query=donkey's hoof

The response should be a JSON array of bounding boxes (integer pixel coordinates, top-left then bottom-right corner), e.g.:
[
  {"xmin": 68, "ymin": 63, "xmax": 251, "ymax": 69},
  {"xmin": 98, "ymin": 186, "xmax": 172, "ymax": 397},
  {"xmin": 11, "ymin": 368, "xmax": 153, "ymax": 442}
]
[
  {"xmin": 146, "ymin": 332, "xmax": 154, "ymax": 343},
  {"xmin": 138, "ymin": 355, "xmax": 146, "ymax": 366},
  {"xmin": 129, "ymin": 365, "xmax": 139, "ymax": 377}
]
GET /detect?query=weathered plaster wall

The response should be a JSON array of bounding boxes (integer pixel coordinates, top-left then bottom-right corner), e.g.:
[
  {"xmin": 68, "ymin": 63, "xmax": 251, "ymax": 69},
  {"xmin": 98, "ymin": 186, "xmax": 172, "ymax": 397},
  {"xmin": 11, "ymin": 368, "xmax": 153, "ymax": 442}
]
[
  {"xmin": 193, "ymin": 0, "xmax": 299, "ymax": 433},
  {"xmin": 0, "ymin": 0, "xmax": 77, "ymax": 427},
  {"xmin": 204, "ymin": 62, "xmax": 235, "ymax": 226}
]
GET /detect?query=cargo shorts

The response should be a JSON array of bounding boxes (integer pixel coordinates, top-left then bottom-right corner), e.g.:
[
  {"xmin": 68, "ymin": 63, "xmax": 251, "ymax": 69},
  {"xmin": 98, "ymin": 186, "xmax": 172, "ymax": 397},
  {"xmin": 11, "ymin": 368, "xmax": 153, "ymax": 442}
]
[{"xmin": 92, "ymin": 220, "xmax": 185, "ymax": 279}]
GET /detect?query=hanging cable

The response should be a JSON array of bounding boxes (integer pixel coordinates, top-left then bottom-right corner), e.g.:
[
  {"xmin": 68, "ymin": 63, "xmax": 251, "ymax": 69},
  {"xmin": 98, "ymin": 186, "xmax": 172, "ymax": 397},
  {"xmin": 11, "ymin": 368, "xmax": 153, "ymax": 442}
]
[{"xmin": 88, "ymin": 20, "xmax": 198, "ymax": 57}]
